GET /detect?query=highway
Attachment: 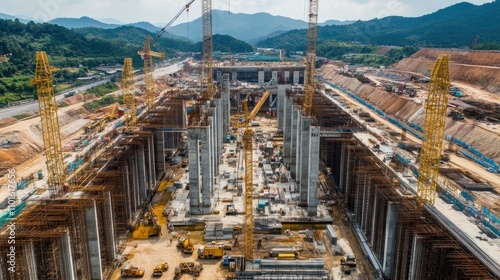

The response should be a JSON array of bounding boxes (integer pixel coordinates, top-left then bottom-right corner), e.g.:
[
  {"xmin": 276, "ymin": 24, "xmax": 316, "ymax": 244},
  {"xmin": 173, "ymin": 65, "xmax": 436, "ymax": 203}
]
[{"xmin": 0, "ymin": 79, "xmax": 110, "ymax": 119}]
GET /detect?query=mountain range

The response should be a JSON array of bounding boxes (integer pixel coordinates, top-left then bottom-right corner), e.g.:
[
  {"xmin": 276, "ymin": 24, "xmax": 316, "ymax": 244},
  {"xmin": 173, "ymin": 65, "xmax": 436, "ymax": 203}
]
[
  {"xmin": 0, "ymin": 10, "xmax": 353, "ymax": 45},
  {"xmin": 257, "ymin": 1, "xmax": 500, "ymax": 49}
]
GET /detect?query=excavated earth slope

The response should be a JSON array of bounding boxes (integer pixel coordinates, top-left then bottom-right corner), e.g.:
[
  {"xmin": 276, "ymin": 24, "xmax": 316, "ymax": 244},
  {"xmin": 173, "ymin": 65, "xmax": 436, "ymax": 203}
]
[
  {"xmin": 321, "ymin": 67, "xmax": 500, "ymax": 164},
  {"xmin": 392, "ymin": 49, "xmax": 500, "ymax": 93}
]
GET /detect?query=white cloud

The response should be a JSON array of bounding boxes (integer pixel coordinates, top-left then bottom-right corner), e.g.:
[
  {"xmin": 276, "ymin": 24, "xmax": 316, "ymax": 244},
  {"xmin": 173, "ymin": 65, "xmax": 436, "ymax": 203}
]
[{"xmin": 0, "ymin": 0, "xmax": 492, "ymax": 24}]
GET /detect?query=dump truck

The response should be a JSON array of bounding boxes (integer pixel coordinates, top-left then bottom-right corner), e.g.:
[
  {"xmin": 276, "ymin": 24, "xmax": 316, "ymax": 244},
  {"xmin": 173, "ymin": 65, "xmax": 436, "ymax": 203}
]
[
  {"xmin": 340, "ymin": 255, "xmax": 357, "ymax": 275},
  {"xmin": 152, "ymin": 261, "xmax": 168, "ymax": 277},
  {"xmin": 121, "ymin": 264, "xmax": 145, "ymax": 278},
  {"xmin": 174, "ymin": 262, "xmax": 203, "ymax": 277},
  {"xmin": 182, "ymin": 238, "xmax": 194, "ymax": 254},
  {"xmin": 198, "ymin": 244, "xmax": 224, "ymax": 259}
]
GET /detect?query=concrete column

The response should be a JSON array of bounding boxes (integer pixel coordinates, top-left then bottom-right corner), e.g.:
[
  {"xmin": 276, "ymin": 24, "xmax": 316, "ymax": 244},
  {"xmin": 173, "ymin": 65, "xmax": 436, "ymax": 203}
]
[
  {"xmin": 107, "ymin": 191, "xmax": 116, "ymax": 259},
  {"xmin": 290, "ymin": 105, "xmax": 300, "ymax": 179},
  {"xmin": 148, "ymin": 135, "xmax": 156, "ymax": 189},
  {"xmin": 283, "ymin": 94, "xmax": 293, "ymax": 165},
  {"xmin": 188, "ymin": 128, "xmax": 201, "ymax": 213},
  {"xmin": 370, "ymin": 190, "xmax": 378, "ymax": 245},
  {"xmin": 59, "ymin": 232, "xmax": 76, "ymax": 280},
  {"xmin": 339, "ymin": 142, "xmax": 347, "ymax": 193},
  {"xmin": 284, "ymin": 71, "xmax": 290, "ymax": 83},
  {"xmin": 409, "ymin": 235, "xmax": 424, "ymax": 280},
  {"xmin": 383, "ymin": 202, "xmax": 399, "ymax": 279},
  {"xmin": 232, "ymin": 72, "xmax": 237, "ymax": 82},
  {"xmin": 155, "ymin": 131, "xmax": 165, "ymax": 175},
  {"xmin": 258, "ymin": 71, "xmax": 265, "ymax": 85},
  {"xmin": 293, "ymin": 71, "xmax": 299, "ymax": 85},
  {"xmin": 216, "ymin": 71, "xmax": 222, "ymax": 84},
  {"xmin": 308, "ymin": 125, "xmax": 320, "ymax": 215},
  {"xmin": 86, "ymin": 201, "xmax": 103, "ymax": 280},
  {"xmin": 271, "ymin": 71, "xmax": 278, "ymax": 85},
  {"xmin": 200, "ymin": 125, "xmax": 212, "ymax": 212},
  {"xmin": 277, "ymin": 85, "xmax": 290, "ymax": 134},
  {"xmin": 137, "ymin": 144, "xmax": 147, "ymax": 199},
  {"xmin": 222, "ymin": 74, "xmax": 230, "ymax": 136}
]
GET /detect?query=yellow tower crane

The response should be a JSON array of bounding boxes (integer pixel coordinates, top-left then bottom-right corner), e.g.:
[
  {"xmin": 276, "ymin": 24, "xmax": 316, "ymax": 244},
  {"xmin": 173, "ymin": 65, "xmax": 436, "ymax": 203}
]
[
  {"xmin": 122, "ymin": 58, "xmax": 137, "ymax": 129},
  {"xmin": 138, "ymin": 0, "xmax": 195, "ymax": 110},
  {"xmin": 242, "ymin": 96, "xmax": 254, "ymax": 262},
  {"xmin": 201, "ymin": 0, "xmax": 214, "ymax": 100},
  {"xmin": 303, "ymin": 0, "xmax": 319, "ymax": 116},
  {"xmin": 31, "ymin": 51, "xmax": 66, "ymax": 196},
  {"xmin": 417, "ymin": 55, "xmax": 450, "ymax": 208},
  {"xmin": 138, "ymin": 36, "xmax": 164, "ymax": 111}
]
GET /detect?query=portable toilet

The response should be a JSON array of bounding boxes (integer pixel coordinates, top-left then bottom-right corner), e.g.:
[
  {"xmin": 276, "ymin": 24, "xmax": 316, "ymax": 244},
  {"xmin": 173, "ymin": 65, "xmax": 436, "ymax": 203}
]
[{"xmin": 258, "ymin": 200, "xmax": 267, "ymax": 210}]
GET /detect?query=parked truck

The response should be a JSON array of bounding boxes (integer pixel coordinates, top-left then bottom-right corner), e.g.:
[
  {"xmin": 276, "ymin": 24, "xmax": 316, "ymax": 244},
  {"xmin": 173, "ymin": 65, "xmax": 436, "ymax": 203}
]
[
  {"xmin": 198, "ymin": 244, "xmax": 224, "ymax": 259},
  {"xmin": 121, "ymin": 264, "xmax": 145, "ymax": 278}
]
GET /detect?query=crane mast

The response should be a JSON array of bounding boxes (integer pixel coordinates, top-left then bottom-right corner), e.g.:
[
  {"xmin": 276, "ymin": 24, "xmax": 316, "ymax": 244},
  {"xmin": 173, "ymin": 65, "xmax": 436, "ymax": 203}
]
[
  {"xmin": 122, "ymin": 58, "xmax": 137, "ymax": 129},
  {"xmin": 243, "ymin": 98, "xmax": 254, "ymax": 262},
  {"xmin": 32, "ymin": 51, "xmax": 66, "ymax": 196},
  {"xmin": 417, "ymin": 55, "xmax": 450, "ymax": 207},
  {"xmin": 303, "ymin": 0, "xmax": 319, "ymax": 116},
  {"xmin": 139, "ymin": 0, "xmax": 194, "ymax": 110},
  {"xmin": 201, "ymin": 0, "xmax": 214, "ymax": 100}
]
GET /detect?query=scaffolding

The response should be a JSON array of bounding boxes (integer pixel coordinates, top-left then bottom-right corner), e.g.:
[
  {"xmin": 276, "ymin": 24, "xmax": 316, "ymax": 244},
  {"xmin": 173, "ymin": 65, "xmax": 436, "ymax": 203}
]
[{"xmin": 122, "ymin": 58, "xmax": 137, "ymax": 129}]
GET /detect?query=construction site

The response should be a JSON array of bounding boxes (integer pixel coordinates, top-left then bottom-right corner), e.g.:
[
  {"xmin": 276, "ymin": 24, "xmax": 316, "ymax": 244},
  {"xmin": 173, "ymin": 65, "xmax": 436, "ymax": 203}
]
[{"xmin": 0, "ymin": 1, "xmax": 500, "ymax": 280}]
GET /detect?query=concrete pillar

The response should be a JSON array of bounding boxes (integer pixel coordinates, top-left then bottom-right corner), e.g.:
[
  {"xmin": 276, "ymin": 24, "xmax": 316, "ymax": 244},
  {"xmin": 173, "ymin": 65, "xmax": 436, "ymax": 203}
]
[
  {"xmin": 86, "ymin": 201, "xmax": 103, "ymax": 280},
  {"xmin": 277, "ymin": 85, "xmax": 290, "ymax": 134},
  {"xmin": 271, "ymin": 71, "xmax": 278, "ymax": 85},
  {"xmin": 222, "ymin": 74, "xmax": 230, "ymax": 136},
  {"xmin": 308, "ymin": 125, "xmax": 320, "ymax": 215},
  {"xmin": 409, "ymin": 235, "xmax": 424, "ymax": 280},
  {"xmin": 148, "ymin": 135, "xmax": 156, "ymax": 189},
  {"xmin": 232, "ymin": 72, "xmax": 237, "ymax": 82},
  {"xmin": 258, "ymin": 71, "xmax": 265, "ymax": 85},
  {"xmin": 216, "ymin": 71, "xmax": 222, "ymax": 84},
  {"xmin": 137, "ymin": 144, "xmax": 147, "ymax": 199},
  {"xmin": 59, "ymin": 232, "xmax": 76, "ymax": 280},
  {"xmin": 284, "ymin": 71, "xmax": 290, "ymax": 83},
  {"xmin": 155, "ymin": 131, "xmax": 165, "ymax": 175},
  {"xmin": 283, "ymin": 94, "xmax": 293, "ymax": 165},
  {"xmin": 200, "ymin": 125, "xmax": 212, "ymax": 212},
  {"xmin": 188, "ymin": 128, "xmax": 201, "ymax": 213},
  {"xmin": 370, "ymin": 190, "xmax": 378, "ymax": 245},
  {"xmin": 107, "ymin": 191, "xmax": 116, "ymax": 259},
  {"xmin": 339, "ymin": 142, "xmax": 347, "ymax": 193},
  {"xmin": 293, "ymin": 71, "xmax": 299, "ymax": 85},
  {"xmin": 290, "ymin": 105, "xmax": 300, "ymax": 179},
  {"xmin": 383, "ymin": 201, "xmax": 399, "ymax": 279}
]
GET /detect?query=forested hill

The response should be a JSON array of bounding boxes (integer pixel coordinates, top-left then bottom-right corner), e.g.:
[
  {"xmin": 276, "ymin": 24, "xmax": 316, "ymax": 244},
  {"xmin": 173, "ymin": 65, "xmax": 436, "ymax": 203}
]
[{"xmin": 257, "ymin": 1, "xmax": 500, "ymax": 50}]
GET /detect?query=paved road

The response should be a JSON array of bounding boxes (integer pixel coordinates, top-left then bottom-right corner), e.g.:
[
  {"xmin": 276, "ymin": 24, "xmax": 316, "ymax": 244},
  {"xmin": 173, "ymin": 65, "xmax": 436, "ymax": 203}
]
[{"xmin": 0, "ymin": 79, "xmax": 111, "ymax": 119}]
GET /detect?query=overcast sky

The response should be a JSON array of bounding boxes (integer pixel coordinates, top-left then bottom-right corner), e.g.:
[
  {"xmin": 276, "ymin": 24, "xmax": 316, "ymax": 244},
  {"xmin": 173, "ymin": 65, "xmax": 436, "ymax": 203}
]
[{"xmin": 1, "ymin": 0, "xmax": 492, "ymax": 24}]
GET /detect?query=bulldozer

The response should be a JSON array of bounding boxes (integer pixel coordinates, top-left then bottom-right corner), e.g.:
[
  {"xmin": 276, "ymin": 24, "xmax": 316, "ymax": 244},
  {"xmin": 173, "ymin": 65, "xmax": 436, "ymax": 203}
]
[
  {"xmin": 340, "ymin": 255, "xmax": 357, "ymax": 275},
  {"xmin": 152, "ymin": 262, "xmax": 168, "ymax": 277}
]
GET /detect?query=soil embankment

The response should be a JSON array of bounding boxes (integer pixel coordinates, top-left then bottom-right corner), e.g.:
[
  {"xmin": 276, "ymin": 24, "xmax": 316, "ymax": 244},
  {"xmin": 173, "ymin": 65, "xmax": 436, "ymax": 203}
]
[
  {"xmin": 321, "ymin": 66, "xmax": 500, "ymax": 164},
  {"xmin": 392, "ymin": 49, "xmax": 500, "ymax": 93}
]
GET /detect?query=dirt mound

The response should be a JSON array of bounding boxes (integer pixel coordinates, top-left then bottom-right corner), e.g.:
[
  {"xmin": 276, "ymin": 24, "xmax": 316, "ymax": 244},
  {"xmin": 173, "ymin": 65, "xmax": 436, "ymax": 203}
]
[
  {"xmin": 322, "ymin": 67, "xmax": 500, "ymax": 163},
  {"xmin": 0, "ymin": 117, "xmax": 18, "ymax": 128},
  {"xmin": 0, "ymin": 107, "xmax": 90, "ymax": 172},
  {"xmin": 62, "ymin": 93, "xmax": 85, "ymax": 105},
  {"xmin": 392, "ymin": 49, "xmax": 500, "ymax": 93}
]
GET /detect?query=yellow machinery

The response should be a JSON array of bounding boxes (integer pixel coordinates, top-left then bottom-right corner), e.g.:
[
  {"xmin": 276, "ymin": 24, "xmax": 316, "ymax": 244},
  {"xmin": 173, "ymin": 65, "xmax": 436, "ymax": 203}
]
[
  {"xmin": 201, "ymin": 0, "xmax": 214, "ymax": 100},
  {"xmin": 32, "ymin": 51, "xmax": 66, "ymax": 196},
  {"xmin": 138, "ymin": 36, "xmax": 164, "ymax": 111},
  {"xmin": 417, "ymin": 55, "xmax": 450, "ymax": 207},
  {"xmin": 233, "ymin": 91, "xmax": 272, "ymax": 129},
  {"xmin": 122, "ymin": 58, "xmax": 137, "ymax": 129},
  {"xmin": 138, "ymin": 0, "xmax": 195, "ymax": 110},
  {"xmin": 303, "ymin": 0, "xmax": 319, "ymax": 116}
]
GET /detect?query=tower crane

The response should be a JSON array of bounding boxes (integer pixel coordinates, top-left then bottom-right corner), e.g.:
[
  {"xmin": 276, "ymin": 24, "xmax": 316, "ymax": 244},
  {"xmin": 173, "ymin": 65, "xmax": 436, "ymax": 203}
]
[
  {"xmin": 303, "ymin": 0, "xmax": 319, "ymax": 116},
  {"xmin": 138, "ymin": 0, "xmax": 195, "ymax": 110},
  {"xmin": 242, "ymin": 92, "xmax": 255, "ymax": 262},
  {"xmin": 417, "ymin": 55, "xmax": 450, "ymax": 208},
  {"xmin": 32, "ymin": 51, "xmax": 66, "ymax": 196},
  {"xmin": 201, "ymin": 0, "xmax": 214, "ymax": 100},
  {"xmin": 122, "ymin": 58, "xmax": 137, "ymax": 129}
]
